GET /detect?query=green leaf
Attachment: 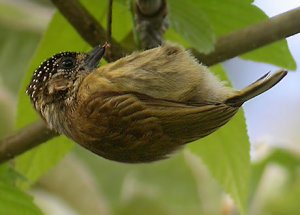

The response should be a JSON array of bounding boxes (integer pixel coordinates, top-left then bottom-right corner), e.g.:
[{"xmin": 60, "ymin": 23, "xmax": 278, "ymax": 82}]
[
  {"xmin": 188, "ymin": 65, "xmax": 250, "ymax": 215},
  {"xmin": 76, "ymin": 147, "xmax": 207, "ymax": 215},
  {"xmin": 0, "ymin": 164, "xmax": 23, "ymax": 185},
  {"xmin": 265, "ymin": 182, "xmax": 300, "ymax": 215},
  {"xmin": 241, "ymin": 41, "xmax": 296, "ymax": 70},
  {"xmin": 168, "ymin": 0, "xmax": 215, "ymax": 54},
  {"xmin": 101, "ymin": 1, "xmax": 133, "ymax": 42},
  {"xmin": 196, "ymin": 0, "xmax": 266, "ymax": 37},
  {"xmin": 195, "ymin": 0, "xmax": 296, "ymax": 69},
  {"xmin": 0, "ymin": 89, "xmax": 14, "ymax": 138},
  {"xmin": 0, "ymin": 181, "xmax": 43, "ymax": 215},
  {"xmin": 254, "ymin": 149, "xmax": 300, "ymax": 214},
  {"xmin": 164, "ymin": 28, "xmax": 190, "ymax": 48},
  {"xmin": 84, "ymin": 0, "xmax": 133, "ymax": 42},
  {"xmin": 15, "ymin": 136, "xmax": 73, "ymax": 188},
  {"xmin": 251, "ymin": 148, "xmax": 300, "ymax": 198},
  {"xmin": 0, "ymin": 164, "xmax": 35, "ymax": 214},
  {"xmin": 0, "ymin": 25, "xmax": 40, "ymax": 95}
]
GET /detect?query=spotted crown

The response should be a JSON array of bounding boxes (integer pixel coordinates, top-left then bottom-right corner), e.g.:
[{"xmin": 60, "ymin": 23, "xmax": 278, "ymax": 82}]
[{"xmin": 26, "ymin": 52, "xmax": 78, "ymax": 103}]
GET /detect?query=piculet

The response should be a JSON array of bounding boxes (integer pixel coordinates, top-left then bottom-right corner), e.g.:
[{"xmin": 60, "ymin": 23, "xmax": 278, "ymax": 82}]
[{"xmin": 26, "ymin": 43, "xmax": 287, "ymax": 163}]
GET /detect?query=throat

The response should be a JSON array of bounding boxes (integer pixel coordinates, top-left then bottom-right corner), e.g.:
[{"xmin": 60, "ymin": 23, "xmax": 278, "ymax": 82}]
[{"xmin": 41, "ymin": 103, "xmax": 74, "ymax": 137}]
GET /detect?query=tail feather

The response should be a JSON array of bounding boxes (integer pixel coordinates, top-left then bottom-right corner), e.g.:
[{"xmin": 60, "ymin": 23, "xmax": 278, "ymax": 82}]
[{"xmin": 225, "ymin": 70, "xmax": 288, "ymax": 107}]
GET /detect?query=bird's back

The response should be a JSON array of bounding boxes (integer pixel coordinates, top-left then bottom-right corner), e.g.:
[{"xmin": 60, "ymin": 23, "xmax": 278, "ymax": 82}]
[{"xmin": 79, "ymin": 43, "xmax": 233, "ymax": 104}]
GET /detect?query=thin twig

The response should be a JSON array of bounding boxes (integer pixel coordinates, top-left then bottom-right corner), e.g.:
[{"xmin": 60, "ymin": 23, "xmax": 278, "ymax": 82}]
[
  {"xmin": 106, "ymin": 0, "xmax": 113, "ymax": 61},
  {"xmin": 107, "ymin": 0, "xmax": 113, "ymax": 44},
  {"xmin": 0, "ymin": 4, "xmax": 300, "ymax": 164}
]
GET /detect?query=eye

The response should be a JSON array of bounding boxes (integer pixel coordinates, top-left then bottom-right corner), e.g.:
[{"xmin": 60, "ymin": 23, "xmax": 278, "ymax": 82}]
[{"xmin": 60, "ymin": 57, "xmax": 76, "ymax": 69}]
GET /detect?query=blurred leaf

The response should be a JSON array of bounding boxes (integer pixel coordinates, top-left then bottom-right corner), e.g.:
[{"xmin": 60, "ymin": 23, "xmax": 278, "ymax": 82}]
[
  {"xmin": 0, "ymin": 180, "xmax": 43, "ymax": 215},
  {"xmin": 0, "ymin": 164, "xmax": 23, "ymax": 185},
  {"xmin": 0, "ymin": 88, "xmax": 15, "ymax": 138},
  {"xmin": 189, "ymin": 111, "xmax": 250, "ymax": 215},
  {"xmin": 15, "ymin": 136, "xmax": 73, "ymax": 188},
  {"xmin": 101, "ymin": 1, "xmax": 133, "ymax": 42},
  {"xmin": 37, "ymin": 154, "xmax": 111, "ymax": 215},
  {"xmin": 0, "ymin": 163, "xmax": 29, "ymax": 214},
  {"xmin": 76, "ymin": 147, "xmax": 204, "ymax": 215},
  {"xmin": 0, "ymin": 26, "xmax": 40, "ymax": 94},
  {"xmin": 241, "ymin": 42, "xmax": 296, "ymax": 70},
  {"xmin": 184, "ymin": 151, "xmax": 223, "ymax": 215},
  {"xmin": 188, "ymin": 65, "xmax": 250, "ymax": 215},
  {"xmin": 251, "ymin": 148, "xmax": 300, "ymax": 198},
  {"xmin": 262, "ymin": 149, "xmax": 300, "ymax": 174},
  {"xmin": 0, "ymin": 1, "xmax": 49, "ymax": 33},
  {"xmin": 164, "ymin": 28, "xmax": 190, "ymax": 48},
  {"xmin": 196, "ymin": 0, "xmax": 267, "ymax": 37},
  {"xmin": 195, "ymin": 0, "xmax": 296, "ymax": 69},
  {"xmin": 265, "ymin": 182, "xmax": 300, "ymax": 215},
  {"xmin": 117, "ymin": 197, "xmax": 170, "ymax": 215},
  {"xmin": 29, "ymin": 0, "xmax": 54, "ymax": 7},
  {"xmin": 253, "ymin": 149, "xmax": 300, "ymax": 214},
  {"xmin": 168, "ymin": 0, "xmax": 215, "ymax": 54}
]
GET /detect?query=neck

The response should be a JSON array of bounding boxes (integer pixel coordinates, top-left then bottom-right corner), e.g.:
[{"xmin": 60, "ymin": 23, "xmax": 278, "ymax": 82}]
[
  {"xmin": 38, "ymin": 74, "xmax": 86, "ymax": 136},
  {"xmin": 41, "ymin": 102, "xmax": 69, "ymax": 134}
]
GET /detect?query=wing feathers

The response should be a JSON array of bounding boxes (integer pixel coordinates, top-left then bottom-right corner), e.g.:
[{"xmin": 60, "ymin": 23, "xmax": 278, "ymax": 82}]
[
  {"xmin": 76, "ymin": 92, "xmax": 239, "ymax": 162},
  {"xmin": 84, "ymin": 92, "xmax": 238, "ymax": 143}
]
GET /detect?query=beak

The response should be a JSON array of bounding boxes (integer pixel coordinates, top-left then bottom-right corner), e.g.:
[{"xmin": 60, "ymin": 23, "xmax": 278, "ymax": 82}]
[{"xmin": 85, "ymin": 43, "xmax": 109, "ymax": 69}]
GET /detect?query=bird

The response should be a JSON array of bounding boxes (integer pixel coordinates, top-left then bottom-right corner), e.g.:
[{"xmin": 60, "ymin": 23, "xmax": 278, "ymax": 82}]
[{"xmin": 26, "ymin": 43, "xmax": 287, "ymax": 163}]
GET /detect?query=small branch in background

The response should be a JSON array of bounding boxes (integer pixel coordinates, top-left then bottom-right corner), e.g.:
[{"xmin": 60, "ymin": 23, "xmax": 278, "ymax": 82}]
[
  {"xmin": 107, "ymin": 0, "xmax": 113, "ymax": 43},
  {"xmin": 50, "ymin": 0, "xmax": 129, "ymax": 62},
  {"xmin": 193, "ymin": 7, "xmax": 300, "ymax": 66},
  {"xmin": 0, "ymin": 121, "xmax": 57, "ymax": 163},
  {"xmin": 106, "ymin": 0, "xmax": 114, "ymax": 61},
  {"xmin": 1, "ymin": 4, "xmax": 300, "ymax": 164},
  {"xmin": 133, "ymin": 0, "xmax": 168, "ymax": 49}
]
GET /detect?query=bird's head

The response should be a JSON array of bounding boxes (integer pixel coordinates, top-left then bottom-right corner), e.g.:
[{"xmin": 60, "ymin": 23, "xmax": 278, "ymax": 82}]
[{"xmin": 26, "ymin": 44, "xmax": 107, "ymax": 114}]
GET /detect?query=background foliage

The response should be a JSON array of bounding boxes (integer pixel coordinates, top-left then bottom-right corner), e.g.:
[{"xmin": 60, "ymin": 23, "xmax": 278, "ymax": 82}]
[{"xmin": 0, "ymin": 0, "xmax": 298, "ymax": 215}]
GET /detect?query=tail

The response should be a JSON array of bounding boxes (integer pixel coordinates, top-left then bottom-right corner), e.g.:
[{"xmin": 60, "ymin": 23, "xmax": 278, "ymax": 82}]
[{"xmin": 225, "ymin": 70, "xmax": 287, "ymax": 107}]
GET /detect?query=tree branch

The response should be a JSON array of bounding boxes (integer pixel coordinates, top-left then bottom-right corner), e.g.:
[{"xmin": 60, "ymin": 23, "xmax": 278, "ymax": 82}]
[
  {"xmin": 193, "ymin": 7, "xmax": 300, "ymax": 66},
  {"xmin": 0, "ymin": 3, "xmax": 300, "ymax": 164},
  {"xmin": 133, "ymin": 0, "xmax": 168, "ymax": 49},
  {"xmin": 0, "ymin": 121, "xmax": 57, "ymax": 163}
]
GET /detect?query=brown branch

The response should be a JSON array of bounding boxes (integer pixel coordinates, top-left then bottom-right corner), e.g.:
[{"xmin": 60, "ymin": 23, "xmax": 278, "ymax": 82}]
[
  {"xmin": 0, "ymin": 3, "xmax": 300, "ymax": 164},
  {"xmin": 0, "ymin": 121, "xmax": 57, "ymax": 163},
  {"xmin": 133, "ymin": 0, "xmax": 168, "ymax": 49},
  {"xmin": 50, "ymin": 0, "xmax": 129, "ymax": 62},
  {"xmin": 194, "ymin": 7, "xmax": 300, "ymax": 66}
]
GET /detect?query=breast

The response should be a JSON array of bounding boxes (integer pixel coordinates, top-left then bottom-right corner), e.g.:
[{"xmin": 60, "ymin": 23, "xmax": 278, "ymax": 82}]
[{"xmin": 65, "ymin": 91, "xmax": 181, "ymax": 163}]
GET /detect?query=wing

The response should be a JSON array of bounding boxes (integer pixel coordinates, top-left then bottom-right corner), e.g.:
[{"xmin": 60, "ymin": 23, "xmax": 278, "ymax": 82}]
[
  {"xmin": 137, "ymin": 94, "xmax": 239, "ymax": 142},
  {"xmin": 75, "ymin": 92, "xmax": 171, "ymax": 162},
  {"xmin": 74, "ymin": 92, "xmax": 238, "ymax": 163}
]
